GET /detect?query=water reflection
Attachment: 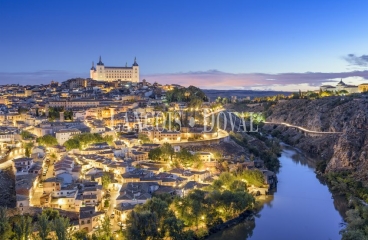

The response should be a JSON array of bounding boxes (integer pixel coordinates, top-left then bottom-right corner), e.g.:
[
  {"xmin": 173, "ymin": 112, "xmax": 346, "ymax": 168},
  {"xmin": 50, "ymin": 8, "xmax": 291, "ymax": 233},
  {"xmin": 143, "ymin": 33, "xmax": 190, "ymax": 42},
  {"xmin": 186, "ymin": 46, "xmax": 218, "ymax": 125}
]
[{"xmin": 208, "ymin": 145, "xmax": 347, "ymax": 240}]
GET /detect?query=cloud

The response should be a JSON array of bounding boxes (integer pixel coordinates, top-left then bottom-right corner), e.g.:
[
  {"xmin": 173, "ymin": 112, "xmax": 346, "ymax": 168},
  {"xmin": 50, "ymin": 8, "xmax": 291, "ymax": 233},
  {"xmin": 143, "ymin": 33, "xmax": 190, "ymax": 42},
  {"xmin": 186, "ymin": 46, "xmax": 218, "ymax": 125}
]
[
  {"xmin": 1, "ymin": 69, "xmax": 368, "ymax": 91},
  {"xmin": 344, "ymin": 54, "xmax": 368, "ymax": 67},
  {"xmin": 0, "ymin": 70, "xmax": 87, "ymax": 85},
  {"xmin": 142, "ymin": 70, "xmax": 368, "ymax": 90}
]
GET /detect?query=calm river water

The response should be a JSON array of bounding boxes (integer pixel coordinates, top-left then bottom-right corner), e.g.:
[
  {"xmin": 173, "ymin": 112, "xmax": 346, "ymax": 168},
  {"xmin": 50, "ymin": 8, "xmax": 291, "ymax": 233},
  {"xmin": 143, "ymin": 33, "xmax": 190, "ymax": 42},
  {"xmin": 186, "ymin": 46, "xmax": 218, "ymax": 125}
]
[{"xmin": 208, "ymin": 145, "xmax": 347, "ymax": 240}]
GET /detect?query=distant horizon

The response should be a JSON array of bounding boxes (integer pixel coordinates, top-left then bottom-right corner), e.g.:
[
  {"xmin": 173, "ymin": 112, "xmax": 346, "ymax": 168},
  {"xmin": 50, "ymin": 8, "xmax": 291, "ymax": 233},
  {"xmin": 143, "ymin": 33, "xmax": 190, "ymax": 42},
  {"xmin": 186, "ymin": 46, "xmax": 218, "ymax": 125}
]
[
  {"xmin": 0, "ymin": 69, "xmax": 367, "ymax": 92},
  {"xmin": 1, "ymin": 1, "xmax": 368, "ymax": 91}
]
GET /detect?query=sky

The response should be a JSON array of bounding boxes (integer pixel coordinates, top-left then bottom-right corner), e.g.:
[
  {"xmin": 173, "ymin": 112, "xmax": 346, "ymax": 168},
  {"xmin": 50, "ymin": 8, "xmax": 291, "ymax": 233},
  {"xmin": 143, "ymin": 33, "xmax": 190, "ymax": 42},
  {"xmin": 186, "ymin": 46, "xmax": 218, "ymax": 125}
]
[{"xmin": 0, "ymin": 0, "xmax": 368, "ymax": 90}]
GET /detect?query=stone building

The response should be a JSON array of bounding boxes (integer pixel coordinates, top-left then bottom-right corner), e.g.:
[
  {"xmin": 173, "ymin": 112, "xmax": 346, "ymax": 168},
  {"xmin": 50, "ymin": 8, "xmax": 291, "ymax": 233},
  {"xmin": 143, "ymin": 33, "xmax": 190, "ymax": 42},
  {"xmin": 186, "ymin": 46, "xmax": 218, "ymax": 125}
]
[{"xmin": 90, "ymin": 56, "xmax": 139, "ymax": 82}]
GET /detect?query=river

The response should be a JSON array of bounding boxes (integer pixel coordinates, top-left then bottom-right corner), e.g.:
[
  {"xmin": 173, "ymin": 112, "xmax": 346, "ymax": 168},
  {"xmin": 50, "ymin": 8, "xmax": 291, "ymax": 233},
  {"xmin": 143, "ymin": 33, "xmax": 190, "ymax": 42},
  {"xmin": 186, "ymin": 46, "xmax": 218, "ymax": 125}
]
[{"xmin": 208, "ymin": 145, "xmax": 348, "ymax": 240}]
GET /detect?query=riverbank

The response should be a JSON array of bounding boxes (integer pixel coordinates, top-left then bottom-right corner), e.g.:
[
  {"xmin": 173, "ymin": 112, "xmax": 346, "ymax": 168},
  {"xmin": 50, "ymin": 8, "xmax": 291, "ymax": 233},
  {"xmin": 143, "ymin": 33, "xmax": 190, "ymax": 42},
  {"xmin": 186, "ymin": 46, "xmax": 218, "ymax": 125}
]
[{"xmin": 208, "ymin": 144, "xmax": 347, "ymax": 240}]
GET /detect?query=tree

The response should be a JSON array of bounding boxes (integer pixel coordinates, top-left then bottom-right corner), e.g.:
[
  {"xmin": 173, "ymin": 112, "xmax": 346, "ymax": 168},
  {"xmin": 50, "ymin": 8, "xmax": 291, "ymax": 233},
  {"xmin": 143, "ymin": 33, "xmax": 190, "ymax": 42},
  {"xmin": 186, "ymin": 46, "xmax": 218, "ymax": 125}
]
[
  {"xmin": 63, "ymin": 133, "xmax": 113, "ymax": 150},
  {"xmin": 42, "ymin": 208, "xmax": 60, "ymax": 221},
  {"xmin": 126, "ymin": 210, "xmax": 159, "ymax": 240},
  {"xmin": 142, "ymin": 198, "xmax": 169, "ymax": 222},
  {"xmin": 13, "ymin": 215, "xmax": 32, "ymax": 240},
  {"xmin": 48, "ymin": 107, "xmax": 61, "ymax": 121},
  {"xmin": 320, "ymin": 91, "xmax": 333, "ymax": 97},
  {"xmin": 102, "ymin": 172, "xmax": 111, "ymax": 190},
  {"xmin": 161, "ymin": 143, "xmax": 174, "ymax": 161},
  {"xmin": 338, "ymin": 90, "xmax": 349, "ymax": 96},
  {"xmin": 0, "ymin": 207, "xmax": 11, "ymax": 239},
  {"xmin": 37, "ymin": 135, "xmax": 58, "ymax": 147},
  {"xmin": 148, "ymin": 147, "xmax": 162, "ymax": 161},
  {"xmin": 37, "ymin": 213, "xmax": 51, "ymax": 240},
  {"xmin": 341, "ymin": 229, "xmax": 366, "ymax": 240},
  {"xmin": 73, "ymin": 229, "xmax": 88, "ymax": 240},
  {"xmin": 240, "ymin": 169, "xmax": 265, "ymax": 187},
  {"xmin": 25, "ymin": 148, "xmax": 30, "ymax": 158},
  {"xmin": 165, "ymin": 86, "xmax": 208, "ymax": 103},
  {"xmin": 176, "ymin": 148, "xmax": 195, "ymax": 167},
  {"xmin": 20, "ymin": 131, "xmax": 33, "ymax": 140},
  {"xmin": 104, "ymin": 199, "xmax": 110, "ymax": 208},
  {"xmin": 50, "ymin": 153, "xmax": 57, "ymax": 160},
  {"xmin": 63, "ymin": 139, "xmax": 80, "ymax": 151},
  {"xmin": 188, "ymin": 97, "xmax": 203, "ymax": 109},
  {"xmin": 100, "ymin": 215, "xmax": 112, "ymax": 239},
  {"xmin": 23, "ymin": 140, "xmax": 34, "ymax": 158},
  {"xmin": 53, "ymin": 216, "xmax": 70, "ymax": 240},
  {"xmin": 138, "ymin": 133, "xmax": 151, "ymax": 144},
  {"xmin": 163, "ymin": 216, "xmax": 186, "ymax": 240}
]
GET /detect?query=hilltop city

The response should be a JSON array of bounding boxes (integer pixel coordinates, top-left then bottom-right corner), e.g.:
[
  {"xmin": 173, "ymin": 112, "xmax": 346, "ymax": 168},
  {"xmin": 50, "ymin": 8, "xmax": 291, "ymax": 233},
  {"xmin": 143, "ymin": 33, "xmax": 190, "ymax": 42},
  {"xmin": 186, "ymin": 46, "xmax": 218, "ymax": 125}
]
[
  {"xmin": 1, "ymin": 57, "xmax": 368, "ymax": 239},
  {"xmin": 0, "ymin": 58, "xmax": 281, "ymax": 239}
]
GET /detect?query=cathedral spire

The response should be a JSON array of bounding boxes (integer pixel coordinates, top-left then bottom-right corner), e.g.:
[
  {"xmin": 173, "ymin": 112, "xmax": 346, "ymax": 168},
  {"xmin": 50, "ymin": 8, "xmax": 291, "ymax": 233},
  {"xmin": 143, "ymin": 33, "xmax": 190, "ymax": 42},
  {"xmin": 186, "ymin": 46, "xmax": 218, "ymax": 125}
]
[{"xmin": 91, "ymin": 61, "xmax": 95, "ymax": 70}]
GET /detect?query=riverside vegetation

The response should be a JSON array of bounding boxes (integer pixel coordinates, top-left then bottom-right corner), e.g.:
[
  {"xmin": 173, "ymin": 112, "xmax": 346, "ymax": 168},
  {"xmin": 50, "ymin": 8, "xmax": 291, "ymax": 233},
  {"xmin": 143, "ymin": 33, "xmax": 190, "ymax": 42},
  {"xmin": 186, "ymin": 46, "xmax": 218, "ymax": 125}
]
[
  {"xmin": 0, "ymin": 169, "xmax": 266, "ymax": 240},
  {"xmin": 251, "ymin": 92, "xmax": 368, "ymax": 239}
]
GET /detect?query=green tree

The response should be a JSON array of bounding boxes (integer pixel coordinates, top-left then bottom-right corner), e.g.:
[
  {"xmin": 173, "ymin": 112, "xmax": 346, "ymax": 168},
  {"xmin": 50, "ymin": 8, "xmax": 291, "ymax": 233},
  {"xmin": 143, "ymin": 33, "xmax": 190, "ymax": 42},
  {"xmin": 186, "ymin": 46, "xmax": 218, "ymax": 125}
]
[
  {"xmin": 338, "ymin": 90, "xmax": 349, "ymax": 96},
  {"xmin": 36, "ymin": 213, "xmax": 51, "ymax": 240},
  {"xmin": 163, "ymin": 216, "xmax": 186, "ymax": 240},
  {"xmin": 186, "ymin": 190, "xmax": 206, "ymax": 229},
  {"xmin": 101, "ymin": 172, "xmax": 111, "ymax": 190},
  {"xmin": 176, "ymin": 148, "xmax": 196, "ymax": 167},
  {"xmin": 142, "ymin": 197, "xmax": 169, "ymax": 224},
  {"xmin": 100, "ymin": 215, "xmax": 112, "ymax": 240},
  {"xmin": 126, "ymin": 210, "xmax": 159, "ymax": 240},
  {"xmin": 148, "ymin": 147, "xmax": 162, "ymax": 161},
  {"xmin": 50, "ymin": 153, "xmax": 57, "ymax": 160},
  {"xmin": 25, "ymin": 148, "xmax": 30, "ymax": 158},
  {"xmin": 0, "ymin": 207, "xmax": 11, "ymax": 239},
  {"xmin": 42, "ymin": 208, "xmax": 60, "ymax": 221},
  {"xmin": 20, "ymin": 131, "xmax": 33, "ymax": 140},
  {"xmin": 14, "ymin": 215, "xmax": 32, "ymax": 240},
  {"xmin": 341, "ymin": 229, "xmax": 366, "ymax": 240},
  {"xmin": 37, "ymin": 135, "xmax": 58, "ymax": 147},
  {"xmin": 48, "ymin": 107, "xmax": 62, "ymax": 121},
  {"xmin": 72, "ymin": 229, "xmax": 88, "ymax": 240},
  {"xmin": 240, "ymin": 169, "xmax": 265, "ymax": 187},
  {"xmin": 138, "ymin": 133, "xmax": 151, "ymax": 144},
  {"xmin": 161, "ymin": 143, "xmax": 174, "ymax": 161},
  {"xmin": 104, "ymin": 199, "xmax": 110, "ymax": 208},
  {"xmin": 63, "ymin": 139, "xmax": 80, "ymax": 151},
  {"xmin": 320, "ymin": 91, "xmax": 333, "ymax": 97},
  {"xmin": 53, "ymin": 216, "xmax": 70, "ymax": 240}
]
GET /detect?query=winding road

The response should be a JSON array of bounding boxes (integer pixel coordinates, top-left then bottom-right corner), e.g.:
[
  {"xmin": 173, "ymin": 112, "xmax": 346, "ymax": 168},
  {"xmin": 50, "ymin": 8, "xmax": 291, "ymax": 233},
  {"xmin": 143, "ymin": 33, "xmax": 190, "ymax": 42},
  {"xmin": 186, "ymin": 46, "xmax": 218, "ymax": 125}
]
[{"xmin": 264, "ymin": 121, "xmax": 343, "ymax": 135}]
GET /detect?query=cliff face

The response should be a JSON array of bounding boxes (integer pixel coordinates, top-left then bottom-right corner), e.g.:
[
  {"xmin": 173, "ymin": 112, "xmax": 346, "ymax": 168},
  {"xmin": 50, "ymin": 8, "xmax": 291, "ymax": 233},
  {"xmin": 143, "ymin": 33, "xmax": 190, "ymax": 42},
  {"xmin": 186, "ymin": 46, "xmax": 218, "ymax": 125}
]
[{"xmin": 264, "ymin": 97, "xmax": 368, "ymax": 183}]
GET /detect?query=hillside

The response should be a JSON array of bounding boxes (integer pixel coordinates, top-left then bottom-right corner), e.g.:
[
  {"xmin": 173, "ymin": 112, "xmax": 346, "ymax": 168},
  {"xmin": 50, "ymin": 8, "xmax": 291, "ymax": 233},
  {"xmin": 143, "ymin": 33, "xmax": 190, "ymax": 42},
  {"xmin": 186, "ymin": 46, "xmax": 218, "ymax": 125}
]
[
  {"xmin": 262, "ymin": 96, "xmax": 368, "ymax": 184},
  {"xmin": 203, "ymin": 90, "xmax": 292, "ymax": 101}
]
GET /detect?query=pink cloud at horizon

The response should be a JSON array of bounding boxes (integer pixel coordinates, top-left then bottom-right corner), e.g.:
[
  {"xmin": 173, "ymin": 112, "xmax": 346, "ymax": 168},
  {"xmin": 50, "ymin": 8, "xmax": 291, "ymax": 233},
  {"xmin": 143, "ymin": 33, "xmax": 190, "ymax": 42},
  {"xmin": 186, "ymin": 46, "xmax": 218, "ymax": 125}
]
[{"xmin": 142, "ymin": 70, "xmax": 368, "ymax": 91}]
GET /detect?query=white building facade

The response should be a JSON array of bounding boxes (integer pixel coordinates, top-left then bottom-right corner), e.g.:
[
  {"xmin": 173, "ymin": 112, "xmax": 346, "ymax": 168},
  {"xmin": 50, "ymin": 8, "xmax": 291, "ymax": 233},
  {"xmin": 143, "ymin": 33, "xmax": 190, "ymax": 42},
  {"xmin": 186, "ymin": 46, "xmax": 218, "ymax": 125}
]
[{"xmin": 90, "ymin": 56, "xmax": 139, "ymax": 82}]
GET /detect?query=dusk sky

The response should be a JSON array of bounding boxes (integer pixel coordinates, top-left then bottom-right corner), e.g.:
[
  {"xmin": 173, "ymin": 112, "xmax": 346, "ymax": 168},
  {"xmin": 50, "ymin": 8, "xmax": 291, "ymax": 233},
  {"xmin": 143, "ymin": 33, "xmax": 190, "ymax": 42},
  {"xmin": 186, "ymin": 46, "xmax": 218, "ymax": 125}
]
[{"xmin": 1, "ymin": 0, "xmax": 368, "ymax": 90}]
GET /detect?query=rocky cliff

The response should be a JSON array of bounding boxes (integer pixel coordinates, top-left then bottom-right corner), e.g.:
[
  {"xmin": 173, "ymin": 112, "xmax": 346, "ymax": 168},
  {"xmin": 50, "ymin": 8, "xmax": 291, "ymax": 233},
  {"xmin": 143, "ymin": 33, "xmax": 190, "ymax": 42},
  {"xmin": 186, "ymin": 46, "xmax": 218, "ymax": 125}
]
[{"xmin": 263, "ymin": 97, "xmax": 368, "ymax": 183}]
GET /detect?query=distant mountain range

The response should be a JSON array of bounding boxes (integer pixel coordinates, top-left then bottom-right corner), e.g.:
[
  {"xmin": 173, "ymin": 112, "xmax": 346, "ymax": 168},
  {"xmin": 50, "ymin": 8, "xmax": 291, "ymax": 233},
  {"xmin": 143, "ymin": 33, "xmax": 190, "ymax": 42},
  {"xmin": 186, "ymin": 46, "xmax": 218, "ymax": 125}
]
[{"xmin": 202, "ymin": 89, "xmax": 293, "ymax": 100}]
